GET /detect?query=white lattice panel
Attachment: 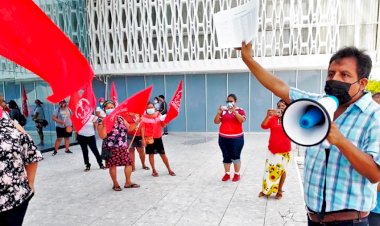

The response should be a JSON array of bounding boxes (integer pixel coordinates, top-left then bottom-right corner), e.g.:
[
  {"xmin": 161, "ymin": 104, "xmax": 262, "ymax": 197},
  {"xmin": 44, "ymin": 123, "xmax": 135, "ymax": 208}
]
[{"xmin": 88, "ymin": 0, "xmax": 380, "ymax": 75}]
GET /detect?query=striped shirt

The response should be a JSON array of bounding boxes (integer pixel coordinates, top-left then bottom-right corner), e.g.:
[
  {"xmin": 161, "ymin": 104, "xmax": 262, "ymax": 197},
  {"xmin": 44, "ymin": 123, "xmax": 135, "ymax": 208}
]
[{"xmin": 290, "ymin": 87, "xmax": 380, "ymax": 212}]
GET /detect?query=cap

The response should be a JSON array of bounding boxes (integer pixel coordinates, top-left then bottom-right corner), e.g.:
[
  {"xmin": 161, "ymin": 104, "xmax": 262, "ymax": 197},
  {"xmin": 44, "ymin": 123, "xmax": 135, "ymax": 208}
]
[{"xmin": 98, "ymin": 97, "xmax": 105, "ymax": 102}]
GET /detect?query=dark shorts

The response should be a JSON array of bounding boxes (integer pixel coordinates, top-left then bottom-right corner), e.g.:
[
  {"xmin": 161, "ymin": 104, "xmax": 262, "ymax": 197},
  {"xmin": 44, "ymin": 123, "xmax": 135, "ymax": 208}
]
[
  {"xmin": 127, "ymin": 135, "xmax": 143, "ymax": 148},
  {"xmin": 145, "ymin": 137, "xmax": 165, "ymax": 155},
  {"xmin": 218, "ymin": 135, "xmax": 244, "ymax": 164},
  {"xmin": 56, "ymin": 127, "xmax": 72, "ymax": 138}
]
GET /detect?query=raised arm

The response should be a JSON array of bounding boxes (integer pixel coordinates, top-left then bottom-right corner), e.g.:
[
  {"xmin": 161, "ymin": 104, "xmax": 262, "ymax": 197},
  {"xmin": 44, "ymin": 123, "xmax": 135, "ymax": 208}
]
[{"xmin": 240, "ymin": 42, "xmax": 291, "ymax": 104}]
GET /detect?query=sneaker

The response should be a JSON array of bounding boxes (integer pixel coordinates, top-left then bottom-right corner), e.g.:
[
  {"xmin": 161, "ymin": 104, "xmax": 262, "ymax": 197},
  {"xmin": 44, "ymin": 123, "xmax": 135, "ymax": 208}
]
[
  {"xmin": 65, "ymin": 149, "xmax": 73, "ymax": 154},
  {"xmin": 232, "ymin": 174, "xmax": 240, "ymax": 182},
  {"xmin": 84, "ymin": 164, "xmax": 91, "ymax": 172},
  {"xmin": 52, "ymin": 151, "xmax": 57, "ymax": 156},
  {"xmin": 221, "ymin": 173, "xmax": 230, "ymax": 181}
]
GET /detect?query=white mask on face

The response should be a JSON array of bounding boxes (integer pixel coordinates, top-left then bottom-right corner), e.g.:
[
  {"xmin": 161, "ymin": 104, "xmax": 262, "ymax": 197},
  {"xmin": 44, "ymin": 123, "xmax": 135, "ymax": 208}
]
[
  {"xmin": 154, "ymin": 100, "xmax": 158, "ymax": 104},
  {"xmin": 227, "ymin": 102, "xmax": 235, "ymax": 108},
  {"xmin": 146, "ymin": 108, "xmax": 155, "ymax": 115},
  {"xmin": 105, "ymin": 109, "xmax": 114, "ymax": 115}
]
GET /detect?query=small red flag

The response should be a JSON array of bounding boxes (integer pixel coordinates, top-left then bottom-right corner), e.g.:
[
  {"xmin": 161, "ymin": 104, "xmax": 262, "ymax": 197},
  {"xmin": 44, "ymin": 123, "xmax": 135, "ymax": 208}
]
[
  {"xmin": 68, "ymin": 83, "xmax": 96, "ymax": 132},
  {"xmin": 0, "ymin": 1, "xmax": 94, "ymax": 103},
  {"xmin": 164, "ymin": 81, "xmax": 183, "ymax": 124},
  {"xmin": 22, "ymin": 85, "xmax": 28, "ymax": 117},
  {"xmin": 110, "ymin": 82, "xmax": 118, "ymax": 106},
  {"xmin": 104, "ymin": 86, "xmax": 152, "ymax": 133}
]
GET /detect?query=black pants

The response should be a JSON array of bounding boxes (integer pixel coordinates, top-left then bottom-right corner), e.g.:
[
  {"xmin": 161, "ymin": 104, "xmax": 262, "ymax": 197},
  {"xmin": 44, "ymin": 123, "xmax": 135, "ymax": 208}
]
[
  {"xmin": 0, "ymin": 198, "xmax": 30, "ymax": 226},
  {"xmin": 77, "ymin": 135, "xmax": 102, "ymax": 167}
]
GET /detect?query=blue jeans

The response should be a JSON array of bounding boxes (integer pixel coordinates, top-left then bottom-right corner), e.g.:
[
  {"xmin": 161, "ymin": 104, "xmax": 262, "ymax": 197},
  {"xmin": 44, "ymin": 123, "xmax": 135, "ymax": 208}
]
[
  {"xmin": 218, "ymin": 135, "xmax": 244, "ymax": 164},
  {"xmin": 368, "ymin": 212, "xmax": 380, "ymax": 226}
]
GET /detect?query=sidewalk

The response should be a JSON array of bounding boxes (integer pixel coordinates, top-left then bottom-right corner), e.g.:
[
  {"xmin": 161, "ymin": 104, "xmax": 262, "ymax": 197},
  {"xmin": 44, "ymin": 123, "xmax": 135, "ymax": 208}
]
[{"xmin": 23, "ymin": 133, "xmax": 307, "ymax": 226}]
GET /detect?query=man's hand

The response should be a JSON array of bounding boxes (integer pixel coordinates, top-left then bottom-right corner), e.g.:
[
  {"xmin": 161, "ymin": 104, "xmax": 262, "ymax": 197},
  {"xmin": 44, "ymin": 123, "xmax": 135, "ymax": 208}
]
[
  {"xmin": 237, "ymin": 42, "xmax": 253, "ymax": 63},
  {"xmin": 326, "ymin": 122, "xmax": 345, "ymax": 145}
]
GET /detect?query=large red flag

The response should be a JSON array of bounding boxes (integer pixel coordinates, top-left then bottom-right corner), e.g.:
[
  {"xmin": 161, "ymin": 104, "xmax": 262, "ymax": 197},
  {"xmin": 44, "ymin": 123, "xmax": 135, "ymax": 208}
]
[
  {"xmin": 68, "ymin": 83, "xmax": 96, "ymax": 132},
  {"xmin": 110, "ymin": 82, "xmax": 118, "ymax": 106},
  {"xmin": 0, "ymin": 1, "xmax": 94, "ymax": 103},
  {"xmin": 21, "ymin": 86, "xmax": 28, "ymax": 117},
  {"xmin": 104, "ymin": 86, "xmax": 153, "ymax": 133},
  {"xmin": 164, "ymin": 81, "xmax": 183, "ymax": 124}
]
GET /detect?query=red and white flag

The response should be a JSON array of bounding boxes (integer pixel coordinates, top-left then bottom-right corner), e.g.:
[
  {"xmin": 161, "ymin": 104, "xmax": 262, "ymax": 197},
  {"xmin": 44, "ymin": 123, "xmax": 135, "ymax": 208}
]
[
  {"xmin": 68, "ymin": 83, "xmax": 96, "ymax": 132},
  {"xmin": 0, "ymin": 0, "xmax": 94, "ymax": 103},
  {"xmin": 110, "ymin": 82, "xmax": 118, "ymax": 106},
  {"xmin": 21, "ymin": 85, "xmax": 28, "ymax": 117},
  {"xmin": 164, "ymin": 80, "xmax": 183, "ymax": 124},
  {"xmin": 104, "ymin": 86, "xmax": 152, "ymax": 133}
]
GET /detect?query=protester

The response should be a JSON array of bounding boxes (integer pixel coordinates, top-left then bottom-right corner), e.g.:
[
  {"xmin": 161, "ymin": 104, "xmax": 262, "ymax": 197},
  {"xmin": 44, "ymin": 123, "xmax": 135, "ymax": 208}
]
[
  {"xmin": 158, "ymin": 95, "xmax": 168, "ymax": 135},
  {"xmin": 51, "ymin": 100, "xmax": 73, "ymax": 155},
  {"xmin": 32, "ymin": 99, "xmax": 46, "ymax": 146},
  {"xmin": 241, "ymin": 43, "xmax": 380, "ymax": 225},
  {"xmin": 259, "ymin": 99, "xmax": 291, "ymax": 199},
  {"xmin": 0, "ymin": 106, "xmax": 43, "ymax": 226},
  {"xmin": 369, "ymin": 92, "xmax": 380, "ymax": 226},
  {"xmin": 142, "ymin": 102, "xmax": 175, "ymax": 177},
  {"xmin": 97, "ymin": 100, "xmax": 140, "ymax": 191},
  {"xmin": 77, "ymin": 114, "xmax": 104, "ymax": 171},
  {"xmin": 8, "ymin": 100, "xmax": 26, "ymax": 126},
  {"xmin": 95, "ymin": 97, "xmax": 105, "ymax": 118},
  {"xmin": 153, "ymin": 96, "xmax": 160, "ymax": 111},
  {"xmin": 126, "ymin": 113, "xmax": 149, "ymax": 171},
  {"xmin": 214, "ymin": 94, "xmax": 246, "ymax": 182}
]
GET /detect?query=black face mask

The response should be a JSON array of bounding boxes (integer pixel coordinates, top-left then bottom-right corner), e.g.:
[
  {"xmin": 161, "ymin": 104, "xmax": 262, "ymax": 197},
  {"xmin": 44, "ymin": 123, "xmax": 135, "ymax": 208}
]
[{"xmin": 324, "ymin": 80, "xmax": 358, "ymax": 106}]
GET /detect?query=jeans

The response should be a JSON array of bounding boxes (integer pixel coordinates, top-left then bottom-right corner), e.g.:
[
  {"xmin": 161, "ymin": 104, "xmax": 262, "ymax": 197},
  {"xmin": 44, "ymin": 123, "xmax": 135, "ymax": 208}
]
[
  {"xmin": 77, "ymin": 135, "xmax": 102, "ymax": 167},
  {"xmin": 368, "ymin": 212, "xmax": 380, "ymax": 226},
  {"xmin": 0, "ymin": 198, "xmax": 30, "ymax": 226},
  {"xmin": 218, "ymin": 135, "xmax": 244, "ymax": 164},
  {"xmin": 308, "ymin": 216, "xmax": 369, "ymax": 226}
]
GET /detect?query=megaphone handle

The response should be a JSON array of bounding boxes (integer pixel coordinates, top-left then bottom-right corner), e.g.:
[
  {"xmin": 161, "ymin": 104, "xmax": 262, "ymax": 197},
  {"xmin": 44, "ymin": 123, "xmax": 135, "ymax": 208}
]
[{"xmin": 322, "ymin": 140, "xmax": 331, "ymax": 148}]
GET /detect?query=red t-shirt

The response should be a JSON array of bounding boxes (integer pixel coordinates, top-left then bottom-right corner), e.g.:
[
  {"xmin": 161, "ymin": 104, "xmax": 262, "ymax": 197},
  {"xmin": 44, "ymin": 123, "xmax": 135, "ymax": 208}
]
[
  {"xmin": 219, "ymin": 108, "xmax": 246, "ymax": 138},
  {"xmin": 261, "ymin": 116, "xmax": 291, "ymax": 154},
  {"xmin": 142, "ymin": 113, "xmax": 163, "ymax": 138}
]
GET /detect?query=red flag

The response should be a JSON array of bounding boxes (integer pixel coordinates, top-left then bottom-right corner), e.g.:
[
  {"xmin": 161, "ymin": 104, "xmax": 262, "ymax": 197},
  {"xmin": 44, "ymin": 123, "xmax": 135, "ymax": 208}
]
[
  {"xmin": 68, "ymin": 83, "xmax": 96, "ymax": 132},
  {"xmin": 0, "ymin": 1, "xmax": 94, "ymax": 103},
  {"xmin": 104, "ymin": 86, "xmax": 152, "ymax": 133},
  {"xmin": 164, "ymin": 81, "xmax": 183, "ymax": 124},
  {"xmin": 110, "ymin": 82, "xmax": 118, "ymax": 106},
  {"xmin": 21, "ymin": 86, "xmax": 28, "ymax": 117}
]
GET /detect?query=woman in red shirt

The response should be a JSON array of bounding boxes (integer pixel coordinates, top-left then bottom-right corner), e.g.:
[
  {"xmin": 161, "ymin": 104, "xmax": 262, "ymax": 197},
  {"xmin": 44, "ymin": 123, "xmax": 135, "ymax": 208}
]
[
  {"xmin": 141, "ymin": 102, "xmax": 175, "ymax": 177},
  {"xmin": 214, "ymin": 94, "xmax": 246, "ymax": 182},
  {"xmin": 259, "ymin": 99, "xmax": 291, "ymax": 199}
]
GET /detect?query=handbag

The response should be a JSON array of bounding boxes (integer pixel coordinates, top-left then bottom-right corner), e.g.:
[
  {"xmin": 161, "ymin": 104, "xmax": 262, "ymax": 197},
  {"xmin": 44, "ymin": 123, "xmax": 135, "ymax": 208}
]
[
  {"xmin": 65, "ymin": 126, "xmax": 73, "ymax": 133},
  {"xmin": 145, "ymin": 136, "xmax": 154, "ymax": 145},
  {"xmin": 100, "ymin": 148, "xmax": 112, "ymax": 160}
]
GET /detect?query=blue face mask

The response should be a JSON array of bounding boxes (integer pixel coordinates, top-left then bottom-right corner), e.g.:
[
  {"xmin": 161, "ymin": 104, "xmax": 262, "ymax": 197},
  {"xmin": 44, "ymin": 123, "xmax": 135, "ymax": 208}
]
[{"xmin": 105, "ymin": 109, "xmax": 114, "ymax": 115}]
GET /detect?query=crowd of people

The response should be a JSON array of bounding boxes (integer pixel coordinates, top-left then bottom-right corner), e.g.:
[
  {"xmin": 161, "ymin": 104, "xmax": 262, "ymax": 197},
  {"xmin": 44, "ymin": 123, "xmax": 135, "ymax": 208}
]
[{"xmin": 2, "ymin": 45, "xmax": 380, "ymax": 225}]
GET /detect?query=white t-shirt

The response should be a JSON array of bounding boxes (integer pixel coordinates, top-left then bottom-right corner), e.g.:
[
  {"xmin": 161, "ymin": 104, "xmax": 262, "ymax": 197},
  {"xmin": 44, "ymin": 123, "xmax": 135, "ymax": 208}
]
[{"xmin": 78, "ymin": 115, "xmax": 98, "ymax": 137}]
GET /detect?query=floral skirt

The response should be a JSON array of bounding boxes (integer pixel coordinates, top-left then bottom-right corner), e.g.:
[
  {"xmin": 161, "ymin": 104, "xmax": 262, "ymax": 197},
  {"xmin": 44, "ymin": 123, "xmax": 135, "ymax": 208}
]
[
  {"xmin": 261, "ymin": 151, "xmax": 290, "ymax": 195},
  {"xmin": 105, "ymin": 147, "xmax": 132, "ymax": 168}
]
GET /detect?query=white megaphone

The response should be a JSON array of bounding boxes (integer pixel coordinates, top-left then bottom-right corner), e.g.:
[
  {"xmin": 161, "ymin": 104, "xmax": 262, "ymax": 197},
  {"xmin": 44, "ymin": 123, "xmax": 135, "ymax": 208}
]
[{"xmin": 282, "ymin": 96, "xmax": 339, "ymax": 146}]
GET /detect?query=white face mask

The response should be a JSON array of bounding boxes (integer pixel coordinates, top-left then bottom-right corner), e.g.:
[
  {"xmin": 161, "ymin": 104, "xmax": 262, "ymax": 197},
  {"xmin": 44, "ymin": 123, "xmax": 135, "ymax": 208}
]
[
  {"xmin": 154, "ymin": 100, "xmax": 158, "ymax": 104},
  {"xmin": 146, "ymin": 108, "xmax": 155, "ymax": 115},
  {"xmin": 105, "ymin": 108, "xmax": 114, "ymax": 115}
]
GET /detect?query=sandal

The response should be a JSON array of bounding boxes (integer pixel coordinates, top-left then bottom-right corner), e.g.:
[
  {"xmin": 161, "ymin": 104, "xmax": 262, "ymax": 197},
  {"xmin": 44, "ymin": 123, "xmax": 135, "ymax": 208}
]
[
  {"xmin": 112, "ymin": 186, "xmax": 122, "ymax": 191},
  {"xmin": 124, "ymin": 183, "xmax": 140, "ymax": 188},
  {"xmin": 84, "ymin": 165, "xmax": 91, "ymax": 172},
  {"xmin": 142, "ymin": 166, "xmax": 150, "ymax": 170},
  {"xmin": 152, "ymin": 172, "xmax": 159, "ymax": 177},
  {"xmin": 258, "ymin": 192, "xmax": 267, "ymax": 198},
  {"xmin": 169, "ymin": 171, "xmax": 176, "ymax": 176},
  {"xmin": 275, "ymin": 191, "xmax": 283, "ymax": 200}
]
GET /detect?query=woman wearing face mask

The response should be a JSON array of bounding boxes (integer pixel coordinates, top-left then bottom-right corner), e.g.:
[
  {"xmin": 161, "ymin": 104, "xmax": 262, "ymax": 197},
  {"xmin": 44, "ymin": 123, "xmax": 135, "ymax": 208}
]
[
  {"xmin": 97, "ymin": 100, "xmax": 140, "ymax": 191},
  {"xmin": 259, "ymin": 99, "xmax": 291, "ymax": 200},
  {"xmin": 214, "ymin": 94, "xmax": 246, "ymax": 182},
  {"xmin": 141, "ymin": 102, "xmax": 175, "ymax": 177},
  {"xmin": 153, "ymin": 96, "xmax": 161, "ymax": 111}
]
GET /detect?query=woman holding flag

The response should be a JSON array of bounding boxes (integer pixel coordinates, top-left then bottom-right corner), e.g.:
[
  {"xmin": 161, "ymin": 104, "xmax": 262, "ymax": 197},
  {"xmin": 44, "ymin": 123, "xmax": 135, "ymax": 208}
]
[
  {"xmin": 97, "ymin": 100, "xmax": 140, "ymax": 191},
  {"xmin": 142, "ymin": 102, "xmax": 175, "ymax": 177}
]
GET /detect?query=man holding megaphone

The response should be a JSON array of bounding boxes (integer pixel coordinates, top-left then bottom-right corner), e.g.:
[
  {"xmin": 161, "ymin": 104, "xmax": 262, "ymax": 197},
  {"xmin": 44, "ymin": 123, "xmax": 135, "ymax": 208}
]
[{"xmin": 239, "ymin": 43, "xmax": 380, "ymax": 225}]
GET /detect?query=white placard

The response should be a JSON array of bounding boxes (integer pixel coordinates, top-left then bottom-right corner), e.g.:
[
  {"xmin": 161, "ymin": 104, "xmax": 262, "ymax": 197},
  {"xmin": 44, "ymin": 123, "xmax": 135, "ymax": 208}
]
[{"xmin": 213, "ymin": 1, "xmax": 259, "ymax": 48}]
